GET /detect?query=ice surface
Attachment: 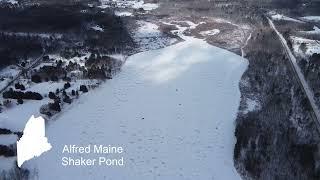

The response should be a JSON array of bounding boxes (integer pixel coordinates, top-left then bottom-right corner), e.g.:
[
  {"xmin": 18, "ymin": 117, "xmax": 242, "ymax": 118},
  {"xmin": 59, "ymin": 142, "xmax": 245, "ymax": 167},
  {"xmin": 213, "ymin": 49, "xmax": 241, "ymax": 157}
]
[{"xmin": 33, "ymin": 33, "xmax": 248, "ymax": 179}]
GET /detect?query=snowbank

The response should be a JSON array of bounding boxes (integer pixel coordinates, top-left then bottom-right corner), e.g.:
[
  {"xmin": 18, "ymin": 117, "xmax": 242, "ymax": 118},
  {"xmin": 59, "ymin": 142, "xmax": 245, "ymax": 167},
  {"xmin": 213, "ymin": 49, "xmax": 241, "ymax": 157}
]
[{"xmin": 33, "ymin": 30, "xmax": 247, "ymax": 179}]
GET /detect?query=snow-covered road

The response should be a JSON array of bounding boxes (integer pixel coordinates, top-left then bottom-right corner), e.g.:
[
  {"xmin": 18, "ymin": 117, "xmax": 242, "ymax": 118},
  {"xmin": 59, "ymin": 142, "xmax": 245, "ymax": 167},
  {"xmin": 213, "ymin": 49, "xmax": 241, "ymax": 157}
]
[{"xmin": 29, "ymin": 32, "xmax": 248, "ymax": 179}]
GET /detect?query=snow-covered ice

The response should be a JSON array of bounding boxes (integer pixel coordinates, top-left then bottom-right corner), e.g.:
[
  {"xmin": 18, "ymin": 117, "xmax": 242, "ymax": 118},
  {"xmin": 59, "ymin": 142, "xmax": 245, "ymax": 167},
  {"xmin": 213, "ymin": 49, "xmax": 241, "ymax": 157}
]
[
  {"xmin": 31, "ymin": 24, "xmax": 248, "ymax": 179},
  {"xmin": 108, "ymin": 54, "xmax": 127, "ymax": 62}
]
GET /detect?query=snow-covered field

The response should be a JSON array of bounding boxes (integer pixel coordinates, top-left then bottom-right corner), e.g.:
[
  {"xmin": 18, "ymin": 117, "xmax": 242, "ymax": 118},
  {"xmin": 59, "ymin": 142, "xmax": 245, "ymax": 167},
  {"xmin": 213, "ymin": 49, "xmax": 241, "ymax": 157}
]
[
  {"xmin": 291, "ymin": 36, "xmax": 320, "ymax": 57},
  {"xmin": 0, "ymin": 99, "xmax": 50, "ymax": 132},
  {"xmin": 199, "ymin": 29, "xmax": 220, "ymax": 36},
  {"xmin": 0, "ymin": 78, "xmax": 98, "ymax": 132},
  {"xmin": 269, "ymin": 12, "xmax": 304, "ymax": 23},
  {"xmin": 0, "ymin": 134, "xmax": 17, "ymax": 146},
  {"xmin": 0, "ymin": 66, "xmax": 20, "ymax": 79},
  {"xmin": 28, "ymin": 23, "xmax": 248, "ymax": 179},
  {"xmin": 99, "ymin": 0, "xmax": 158, "ymax": 11},
  {"xmin": 48, "ymin": 53, "xmax": 91, "ymax": 67},
  {"xmin": 115, "ymin": 11, "xmax": 133, "ymax": 17},
  {"xmin": 301, "ymin": 26, "xmax": 320, "ymax": 35},
  {"xmin": 0, "ymin": 0, "xmax": 17, "ymax": 5},
  {"xmin": 0, "ymin": 157, "xmax": 16, "ymax": 171}
]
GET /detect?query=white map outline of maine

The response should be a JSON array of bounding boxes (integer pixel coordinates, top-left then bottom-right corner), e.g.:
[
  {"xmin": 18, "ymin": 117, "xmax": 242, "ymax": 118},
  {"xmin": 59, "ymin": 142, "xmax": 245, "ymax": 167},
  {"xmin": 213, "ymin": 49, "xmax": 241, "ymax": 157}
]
[{"xmin": 17, "ymin": 115, "xmax": 52, "ymax": 167}]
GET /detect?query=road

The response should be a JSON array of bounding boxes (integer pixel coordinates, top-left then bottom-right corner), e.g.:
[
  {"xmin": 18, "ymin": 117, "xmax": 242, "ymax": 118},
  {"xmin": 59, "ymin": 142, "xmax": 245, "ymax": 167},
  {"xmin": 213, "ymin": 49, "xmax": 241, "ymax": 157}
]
[
  {"xmin": 241, "ymin": 32, "xmax": 252, "ymax": 58},
  {"xmin": 0, "ymin": 54, "xmax": 45, "ymax": 93},
  {"xmin": 268, "ymin": 17, "xmax": 320, "ymax": 132}
]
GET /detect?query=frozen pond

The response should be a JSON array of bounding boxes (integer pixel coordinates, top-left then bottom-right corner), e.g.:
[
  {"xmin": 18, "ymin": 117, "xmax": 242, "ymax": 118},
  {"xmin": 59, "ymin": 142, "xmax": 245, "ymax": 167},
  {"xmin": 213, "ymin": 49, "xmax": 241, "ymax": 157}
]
[{"xmin": 31, "ymin": 35, "xmax": 248, "ymax": 180}]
